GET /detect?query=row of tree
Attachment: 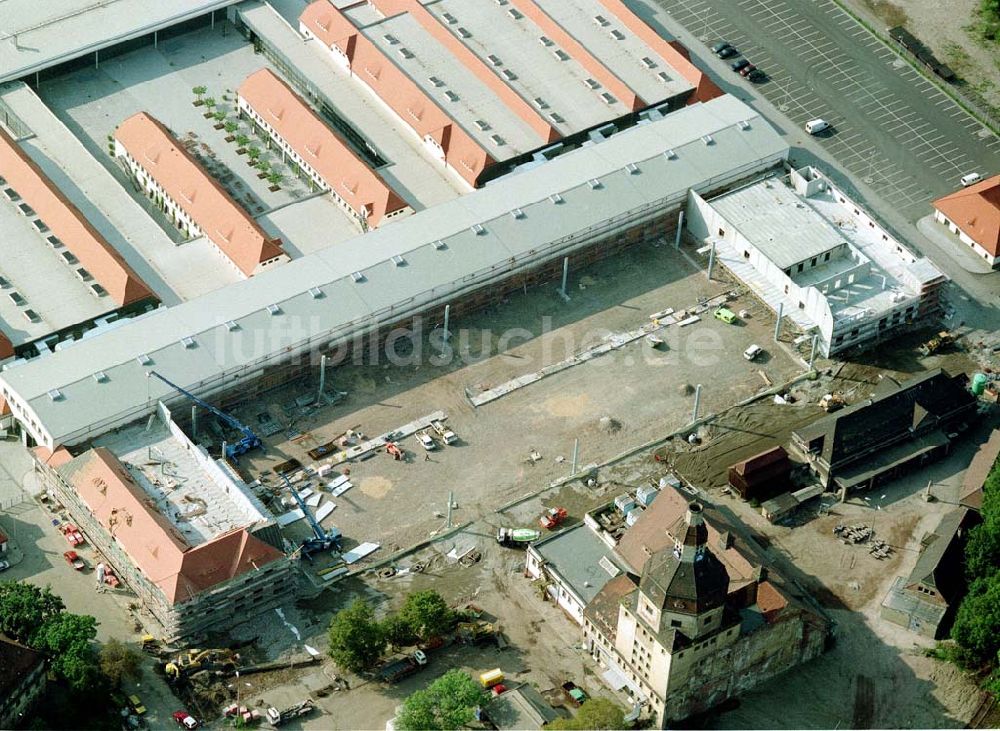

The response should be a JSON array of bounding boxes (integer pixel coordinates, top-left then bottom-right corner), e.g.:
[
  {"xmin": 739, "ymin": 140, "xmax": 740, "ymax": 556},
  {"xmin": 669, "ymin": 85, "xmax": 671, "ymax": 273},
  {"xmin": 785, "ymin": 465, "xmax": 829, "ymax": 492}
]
[
  {"xmin": 950, "ymin": 453, "xmax": 1000, "ymax": 693},
  {"xmin": 327, "ymin": 590, "xmax": 455, "ymax": 673}
]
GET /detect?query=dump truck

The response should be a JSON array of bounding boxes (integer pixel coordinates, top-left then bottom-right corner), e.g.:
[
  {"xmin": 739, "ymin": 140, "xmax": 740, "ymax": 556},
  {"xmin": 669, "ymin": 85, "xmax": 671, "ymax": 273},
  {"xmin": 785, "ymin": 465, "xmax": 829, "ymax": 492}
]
[
  {"xmin": 496, "ymin": 527, "xmax": 541, "ymax": 547},
  {"xmin": 818, "ymin": 393, "xmax": 846, "ymax": 413},
  {"xmin": 377, "ymin": 650, "xmax": 428, "ymax": 683},
  {"xmin": 265, "ymin": 699, "xmax": 316, "ymax": 727}
]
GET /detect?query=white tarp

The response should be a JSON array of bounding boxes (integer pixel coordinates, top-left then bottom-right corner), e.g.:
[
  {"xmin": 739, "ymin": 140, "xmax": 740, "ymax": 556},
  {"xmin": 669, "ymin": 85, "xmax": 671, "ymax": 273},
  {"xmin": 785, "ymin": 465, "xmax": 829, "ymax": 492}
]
[
  {"xmin": 315, "ymin": 501, "xmax": 336, "ymax": 522},
  {"xmin": 277, "ymin": 509, "xmax": 305, "ymax": 526},
  {"xmin": 342, "ymin": 542, "xmax": 380, "ymax": 564},
  {"xmin": 330, "ymin": 480, "xmax": 353, "ymax": 498}
]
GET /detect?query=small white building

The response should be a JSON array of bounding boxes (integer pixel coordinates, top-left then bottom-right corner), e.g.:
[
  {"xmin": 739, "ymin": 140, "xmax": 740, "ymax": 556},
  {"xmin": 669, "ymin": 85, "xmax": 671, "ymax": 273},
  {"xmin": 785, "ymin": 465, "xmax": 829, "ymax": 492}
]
[{"xmin": 686, "ymin": 166, "xmax": 947, "ymax": 357}]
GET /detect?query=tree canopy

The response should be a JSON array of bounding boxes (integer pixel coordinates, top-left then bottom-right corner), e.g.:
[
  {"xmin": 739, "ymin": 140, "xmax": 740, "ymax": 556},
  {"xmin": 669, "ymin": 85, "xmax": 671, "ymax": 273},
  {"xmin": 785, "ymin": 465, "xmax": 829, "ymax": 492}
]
[
  {"xmin": 548, "ymin": 698, "xmax": 626, "ymax": 730},
  {"xmin": 327, "ymin": 599, "xmax": 386, "ymax": 673},
  {"xmin": 99, "ymin": 638, "xmax": 143, "ymax": 686},
  {"xmin": 0, "ymin": 582, "xmax": 64, "ymax": 644},
  {"xmin": 32, "ymin": 612, "xmax": 101, "ymax": 691},
  {"xmin": 399, "ymin": 590, "xmax": 455, "ymax": 642},
  {"xmin": 397, "ymin": 670, "xmax": 487, "ymax": 730}
]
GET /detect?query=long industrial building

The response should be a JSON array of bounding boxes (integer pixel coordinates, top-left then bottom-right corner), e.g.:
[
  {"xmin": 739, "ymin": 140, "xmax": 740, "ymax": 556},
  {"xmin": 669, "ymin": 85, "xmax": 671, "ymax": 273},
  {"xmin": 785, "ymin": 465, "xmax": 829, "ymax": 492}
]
[
  {"xmin": 0, "ymin": 94, "xmax": 788, "ymax": 451},
  {"xmin": 0, "ymin": 125, "xmax": 156, "ymax": 363},
  {"xmin": 115, "ymin": 112, "xmax": 289, "ymax": 278},
  {"xmin": 237, "ymin": 68, "xmax": 411, "ymax": 230},
  {"xmin": 299, "ymin": 0, "xmax": 721, "ymax": 186}
]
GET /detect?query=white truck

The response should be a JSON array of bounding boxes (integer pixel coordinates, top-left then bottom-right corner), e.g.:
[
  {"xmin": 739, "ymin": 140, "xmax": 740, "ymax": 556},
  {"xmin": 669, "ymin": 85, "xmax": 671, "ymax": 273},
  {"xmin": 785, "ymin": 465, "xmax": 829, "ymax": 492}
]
[
  {"xmin": 266, "ymin": 699, "xmax": 316, "ymax": 727},
  {"xmin": 430, "ymin": 421, "xmax": 458, "ymax": 445}
]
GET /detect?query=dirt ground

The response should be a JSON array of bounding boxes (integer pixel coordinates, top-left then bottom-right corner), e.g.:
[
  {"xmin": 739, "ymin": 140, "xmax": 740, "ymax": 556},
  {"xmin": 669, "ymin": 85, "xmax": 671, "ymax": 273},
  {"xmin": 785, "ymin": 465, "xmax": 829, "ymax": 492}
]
[
  {"xmin": 228, "ymin": 242, "xmax": 803, "ymax": 563},
  {"xmin": 844, "ymin": 0, "xmax": 1000, "ymax": 117}
]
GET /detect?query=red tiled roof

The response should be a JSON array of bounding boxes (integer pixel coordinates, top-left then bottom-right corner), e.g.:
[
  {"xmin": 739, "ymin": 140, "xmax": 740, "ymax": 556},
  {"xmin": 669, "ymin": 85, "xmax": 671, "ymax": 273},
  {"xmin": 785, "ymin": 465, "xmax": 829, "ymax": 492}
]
[
  {"xmin": 934, "ymin": 175, "xmax": 1000, "ymax": 257},
  {"xmin": 0, "ymin": 333, "xmax": 13, "ymax": 361},
  {"xmin": 238, "ymin": 68, "xmax": 409, "ymax": 227},
  {"xmin": 114, "ymin": 112, "xmax": 286, "ymax": 277},
  {"xmin": 0, "ymin": 126, "xmax": 153, "ymax": 307},
  {"xmin": 756, "ymin": 580, "xmax": 788, "ymax": 622},
  {"xmin": 300, "ymin": 1, "xmax": 495, "ymax": 186},
  {"xmin": 60, "ymin": 448, "xmax": 284, "ymax": 605}
]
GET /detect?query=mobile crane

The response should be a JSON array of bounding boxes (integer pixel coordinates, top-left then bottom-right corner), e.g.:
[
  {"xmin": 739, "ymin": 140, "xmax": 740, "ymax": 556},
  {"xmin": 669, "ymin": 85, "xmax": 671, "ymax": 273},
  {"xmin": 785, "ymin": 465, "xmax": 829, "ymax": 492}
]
[
  {"xmin": 278, "ymin": 473, "xmax": 341, "ymax": 558},
  {"xmin": 146, "ymin": 371, "xmax": 262, "ymax": 459}
]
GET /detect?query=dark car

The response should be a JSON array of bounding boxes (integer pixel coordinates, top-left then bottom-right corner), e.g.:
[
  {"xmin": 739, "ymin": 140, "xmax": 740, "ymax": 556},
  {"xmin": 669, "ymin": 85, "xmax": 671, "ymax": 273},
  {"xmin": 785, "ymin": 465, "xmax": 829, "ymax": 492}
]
[
  {"xmin": 716, "ymin": 46, "xmax": 738, "ymax": 59},
  {"xmin": 747, "ymin": 69, "xmax": 766, "ymax": 82},
  {"xmin": 739, "ymin": 63, "xmax": 757, "ymax": 77},
  {"xmin": 710, "ymin": 41, "xmax": 731, "ymax": 54},
  {"xmin": 731, "ymin": 58, "xmax": 751, "ymax": 72}
]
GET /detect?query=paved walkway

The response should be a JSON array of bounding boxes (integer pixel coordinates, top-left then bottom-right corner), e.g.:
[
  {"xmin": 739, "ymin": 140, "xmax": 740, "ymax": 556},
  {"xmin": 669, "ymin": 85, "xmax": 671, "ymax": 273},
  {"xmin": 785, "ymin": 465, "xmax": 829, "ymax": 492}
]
[{"xmin": 916, "ymin": 215, "xmax": 996, "ymax": 275}]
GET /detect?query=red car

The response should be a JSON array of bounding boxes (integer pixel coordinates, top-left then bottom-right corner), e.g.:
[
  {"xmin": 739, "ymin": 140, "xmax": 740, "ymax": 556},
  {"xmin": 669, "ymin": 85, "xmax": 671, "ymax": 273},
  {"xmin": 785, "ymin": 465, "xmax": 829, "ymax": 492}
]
[
  {"xmin": 539, "ymin": 507, "xmax": 568, "ymax": 530},
  {"xmin": 62, "ymin": 524, "xmax": 85, "ymax": 546},
  {"xmin": 172, "ymin": 711, "xmax": 199, "ymax": 729},
  {"xmin": 63, "ymin": 550, "xmax": 86, "ymax": 571}
]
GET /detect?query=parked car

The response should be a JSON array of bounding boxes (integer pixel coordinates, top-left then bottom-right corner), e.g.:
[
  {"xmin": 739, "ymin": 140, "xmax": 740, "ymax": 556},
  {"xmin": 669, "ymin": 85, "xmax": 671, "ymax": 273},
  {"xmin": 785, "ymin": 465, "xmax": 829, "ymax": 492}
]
[
  {"xmin": 960, "ymin": 172, "xmax": 982, "ymax": 187},
  {"xmin": 417, "ymin": 432, "xmax": 437, "ymax": 451},
  {"xmin": 731, "ymin": 59, "xmax": 751, "ymax": 72},
  {"xmin": 805, "ymin": 119, "xmax": 830, "ymax": 135},
  {"xmin": 63, "ymin": 550, "xmax": 86, "ymax": 571},
  {"xmin": 0, "ymin": 559, "xmax": 9, "ymax": 572},
  {"xmin": 710, "ymin": 41, "xmax": 731, "ymax": 54},
  {"xmin": 747, "ymin": 68, "xmax": 766, "ymax": 82},
  {"xmin": 172, "ymin": 711, "xmax": 200, "ymax": 729},
  {"xmin": 128, "ymin": 695, "xmax": 147, "ymax": 716},
  {"xmin": 743, "ymin": 344, "xmax": 764, "ymax": 361},
  {"xmin": 717, "ymin": 45, "xmax": 738, "ymax": 58},
  {"xmin": 713, "ymin": 307, "xmax": 737, "ymax": 324},
  {"xmin": 739, "ymin": 63, "xmax": 757, "ymax": 77}
]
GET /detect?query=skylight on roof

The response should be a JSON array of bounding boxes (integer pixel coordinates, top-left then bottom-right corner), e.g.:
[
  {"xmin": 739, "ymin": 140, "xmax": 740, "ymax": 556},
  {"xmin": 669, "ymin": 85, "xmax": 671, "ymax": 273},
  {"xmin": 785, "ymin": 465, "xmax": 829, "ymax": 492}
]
[
  {"xmin": 351, "ymin": 271, "xmax": 365, "ymax": 282},
  {"xmin": 266, "ymin": 303, "xmax": 282, "ymax": 315}
]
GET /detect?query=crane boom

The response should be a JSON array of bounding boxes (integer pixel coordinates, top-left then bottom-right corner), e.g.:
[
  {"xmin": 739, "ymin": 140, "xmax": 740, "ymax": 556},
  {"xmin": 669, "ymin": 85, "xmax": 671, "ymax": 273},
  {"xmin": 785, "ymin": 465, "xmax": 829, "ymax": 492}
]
[
  {"xmin": 279, "ymin": 473, "xmax": 340, "ymax": 557},
  {"xmin": 146, "ymin": 371, "xmax": 262, "ymax": 459}
]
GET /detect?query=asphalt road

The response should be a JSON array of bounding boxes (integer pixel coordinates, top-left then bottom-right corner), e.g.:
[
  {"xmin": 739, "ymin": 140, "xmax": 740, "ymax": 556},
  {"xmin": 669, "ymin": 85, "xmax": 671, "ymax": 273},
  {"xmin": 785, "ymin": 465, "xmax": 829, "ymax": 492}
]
[{"xmin": 647, "ymin": 0, "xmax": 1000, "ymax": 222}]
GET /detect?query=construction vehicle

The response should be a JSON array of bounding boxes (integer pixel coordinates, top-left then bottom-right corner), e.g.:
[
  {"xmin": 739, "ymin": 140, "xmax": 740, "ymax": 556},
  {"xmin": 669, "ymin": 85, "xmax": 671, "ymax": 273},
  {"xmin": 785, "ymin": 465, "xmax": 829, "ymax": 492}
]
[
  {"xmin": 496, "ymin": 527, "xmax": 541, "ymax": 547},
  {"xmin": 539, "ymin": 507, "xmax": 568, "ymax": 530},
  {"xmin": 819, "ymin": 393, "xmax": 846, "ymax": 412},
  {"xmin": 386, "ymin": 442, "xmax": 403, "ymax": 460},
  {"xmin": 266, "ymin": 699, "xmax": 316, "ymax": 727},
  {"xmin": 456, "ymin": 621, "xmax": 497, "ymax": 647},
  {"xmin": 430, "ymin": 420, "xmax": 458, "ymax": 445},
  {"xmin": 279, "ymin": 473, "xmax": 341, "ymax": 558},
  {"xmin": 164, "ymin": 648, "xmax": 239, "ymax": 682},
  {"xmin": 147, "ymin": 371, "xmax": 262, "ymax": 459},
  {"xmin": 63, "ymin": 550, "xmax": 86, "ymax": 570},
  {"xmin": 377, "ymin": 650, "xmax": 428, "ymax": 683},
  {"xmin": 919, "ymin": 330, "xmax": 955, "ymax": 356}
]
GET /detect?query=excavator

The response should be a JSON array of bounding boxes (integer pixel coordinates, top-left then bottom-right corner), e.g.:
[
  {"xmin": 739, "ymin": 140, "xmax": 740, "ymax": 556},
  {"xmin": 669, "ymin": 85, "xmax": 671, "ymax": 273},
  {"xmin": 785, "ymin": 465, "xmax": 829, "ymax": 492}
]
[
  {"xmin": 919, "ymin": 330, "xmax": 955, "ymax": 356},
  {"xmin": 164, "ymin": 648, "xmax": 239, "ymax": 682}
]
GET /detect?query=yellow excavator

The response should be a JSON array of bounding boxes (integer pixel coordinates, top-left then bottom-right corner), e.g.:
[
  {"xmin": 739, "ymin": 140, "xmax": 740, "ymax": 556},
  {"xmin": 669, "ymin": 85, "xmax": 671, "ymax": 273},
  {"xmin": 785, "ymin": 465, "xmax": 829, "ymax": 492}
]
[
  {"xmin": 919, "ymin": 330, "xmax": 955, "ymax": 356},
  {"xmin": 164, "ymin": 648, "xmax": 239, "ymax": 682}
]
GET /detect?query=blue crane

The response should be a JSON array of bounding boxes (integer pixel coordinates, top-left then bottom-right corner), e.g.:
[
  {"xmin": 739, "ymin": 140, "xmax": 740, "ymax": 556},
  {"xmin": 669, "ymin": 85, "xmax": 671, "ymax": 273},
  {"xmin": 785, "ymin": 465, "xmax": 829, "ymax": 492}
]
[
  {"xmin": 146, "ymin": 371, "xmax": 262, "ymax": 460},
  {"xmin": 278, "ymin": 473, "xmax": 341, "ymax": 558}
]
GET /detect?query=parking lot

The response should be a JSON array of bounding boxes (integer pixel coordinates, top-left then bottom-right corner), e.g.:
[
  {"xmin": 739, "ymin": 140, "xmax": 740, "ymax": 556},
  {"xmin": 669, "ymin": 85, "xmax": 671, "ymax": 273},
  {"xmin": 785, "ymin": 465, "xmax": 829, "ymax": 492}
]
[{"xmin": 646, "ymin": 0, "xmax": 1000, "ymax": 219}]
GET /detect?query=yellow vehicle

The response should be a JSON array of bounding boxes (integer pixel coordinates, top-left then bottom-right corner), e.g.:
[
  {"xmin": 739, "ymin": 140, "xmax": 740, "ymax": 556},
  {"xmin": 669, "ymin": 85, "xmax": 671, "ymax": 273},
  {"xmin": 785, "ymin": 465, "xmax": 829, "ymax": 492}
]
[
  {"xmin": 164, "ymin": 648, "xmax": 238, "ymax": 681},
  {"xmin": 479, "ymin": 668, "xmax": 504, "ymax": 688},
  {"xmin": 128, "ymin": 694, "xmax": 147, "ymax": 716},
  {"xmin": 713, "ymin": 307, "xmax": 737, "ymax": 324}
]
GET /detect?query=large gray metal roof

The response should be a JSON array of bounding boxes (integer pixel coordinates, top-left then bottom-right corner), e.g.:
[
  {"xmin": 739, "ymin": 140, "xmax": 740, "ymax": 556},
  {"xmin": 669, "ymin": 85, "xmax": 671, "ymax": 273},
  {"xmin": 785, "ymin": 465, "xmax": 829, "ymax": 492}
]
[
  {"xmin": 0, "ymin": 0, "xmax": 241, "ymax": 85},
  {"xmin": 0, "ymin": 95, "xmax": 788, "ymax": 447}
]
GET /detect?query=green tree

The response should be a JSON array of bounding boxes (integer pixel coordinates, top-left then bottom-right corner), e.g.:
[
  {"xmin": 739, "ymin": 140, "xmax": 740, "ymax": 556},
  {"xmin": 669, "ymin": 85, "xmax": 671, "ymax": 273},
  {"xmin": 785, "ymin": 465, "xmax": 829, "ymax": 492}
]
[
  {"xmin": 399, "ymin": 590, "xmax": 454, "ymax": 641},
  {"xmin": 397, "ymin": 670, "xmax": 487, "ymax": 730},
  {"xmin": 256, "ymin": 159, "xmax": 271, "ymax": 175},
  {"xmin": 33, "ymin": 612, "xmax": 101, "ymax": 691},
  {"xmin": 213, "ymin": 110, "xmax": 227, "ymax": 123},
  {"xmin": 235, "ymin": 133, "xmax": 251, "ymax": 149},
  {"xmin": 952, "ymin": 573, "xmax": 1000, "ymax": 664},
  {"xmin": 192, "ymin": 85, "xmax": 207, "ymax": 102},
  {"xmin": 548, "ymin": 698, "xmax": 626, "ymax": 730},
  {"xmin": 0, "ymin": 582, "xmax": 64, "ymax": 644},
  {"xmin": 267, "ymin": 171, "xmax": 284, "ymax": 188},
  {"xmin": 204, "ymin": 97, "xmax": 217, "ymax": 111},
  {"xmin": 247, "ymin": 146, "xmax": 262, "ymax": 165},
  {"xmin": 225, "ymin": 120, "xmax": 239, "ymax": 135},
  {"xmin": 99, "ymin": 638, "xmax": 143, "ymax": 686},
  {"xmin": 327, "ymin": 599, "xmax": 386, "ymax": 672},
  {"xmin": 381, "ymin": 614, "xmax": 416, "ymax": 650}
]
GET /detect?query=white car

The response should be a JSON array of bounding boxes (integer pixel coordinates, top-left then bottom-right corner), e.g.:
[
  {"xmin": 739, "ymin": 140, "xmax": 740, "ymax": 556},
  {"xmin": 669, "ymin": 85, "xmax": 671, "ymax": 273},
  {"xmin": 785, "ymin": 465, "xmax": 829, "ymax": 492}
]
[
  {"xmin": 960, "ymin": 172, "xmax": 982, "ymax": 187},
  {"xmin": 0, "ymin": 559, "xmax": 9, "ymax": 572},
  {"xmin": 743, "ymin": 344, "xmax": 763, "ymax": 361},
  {"xmin": 417, "ymin": 432, "xmax": 437, "ymax": 451}
]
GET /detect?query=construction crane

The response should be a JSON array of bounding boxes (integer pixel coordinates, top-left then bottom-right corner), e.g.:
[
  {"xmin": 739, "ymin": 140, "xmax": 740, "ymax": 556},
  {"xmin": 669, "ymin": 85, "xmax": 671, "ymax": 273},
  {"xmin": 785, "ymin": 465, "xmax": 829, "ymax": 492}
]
[
  {"xmin": 146, "ymin": 371, "xmax": 262, "ymax": 459},
  {"xmin": 279, "ymin": 473, "xmax": 341, "ymax": 558}
]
